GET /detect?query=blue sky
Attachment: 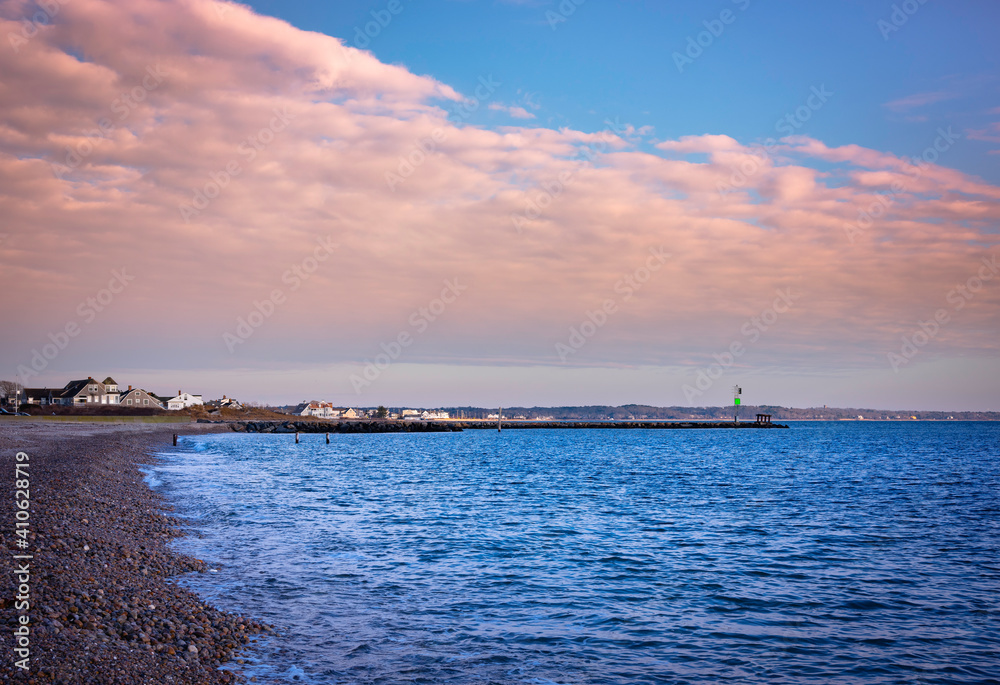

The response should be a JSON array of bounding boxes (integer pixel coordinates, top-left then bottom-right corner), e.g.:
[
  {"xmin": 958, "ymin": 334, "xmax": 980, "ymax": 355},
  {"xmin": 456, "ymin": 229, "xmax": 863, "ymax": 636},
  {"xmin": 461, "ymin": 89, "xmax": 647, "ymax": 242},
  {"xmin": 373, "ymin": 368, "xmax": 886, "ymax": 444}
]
[{"xmin": 244, "ymin": 0, "xmax": 1000, "ymax": 182}]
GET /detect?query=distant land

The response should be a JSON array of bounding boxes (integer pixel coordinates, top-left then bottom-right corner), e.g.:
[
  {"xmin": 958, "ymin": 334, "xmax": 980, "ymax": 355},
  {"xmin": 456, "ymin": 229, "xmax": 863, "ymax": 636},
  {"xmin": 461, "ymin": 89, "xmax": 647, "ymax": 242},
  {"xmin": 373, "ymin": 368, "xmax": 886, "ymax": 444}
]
[
  {"xmin": 275, "ymin": 404, "xmax": 1000, "ymax": 421},
  {"xmin": 410, "ymin": 405, "xmax": 998, "ymax": 421}
]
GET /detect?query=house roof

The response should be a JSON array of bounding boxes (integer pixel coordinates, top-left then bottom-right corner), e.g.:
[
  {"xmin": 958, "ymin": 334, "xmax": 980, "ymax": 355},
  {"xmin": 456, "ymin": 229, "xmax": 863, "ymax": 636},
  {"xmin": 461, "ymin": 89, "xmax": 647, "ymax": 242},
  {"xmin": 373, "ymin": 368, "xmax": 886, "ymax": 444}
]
[
  {"xmin": 59, "ymin": 379, "xmax": 92, "ymax": 398},
  {"xmin": 121, "ymin": 388, "xmax": 164, "ymax": 404},
  {"xmin": 167, "ymin": 393, "xmax": 202, "ymax": 402},
  {"xmin": 295, "ymin": 401, "xmax": 337, "ymax": 411},
  {"xmin": 103, "ymin": 377, "xmax": 117, "ymax": 385}
]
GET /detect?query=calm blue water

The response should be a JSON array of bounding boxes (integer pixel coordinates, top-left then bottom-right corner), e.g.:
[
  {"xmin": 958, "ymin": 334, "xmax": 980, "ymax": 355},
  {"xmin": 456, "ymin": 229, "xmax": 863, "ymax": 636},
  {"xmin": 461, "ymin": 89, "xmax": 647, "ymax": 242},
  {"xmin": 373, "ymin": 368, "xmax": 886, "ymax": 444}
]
[{"xmin": 147, "ymin": 423, "xmax": 1000, "ymax": 684}]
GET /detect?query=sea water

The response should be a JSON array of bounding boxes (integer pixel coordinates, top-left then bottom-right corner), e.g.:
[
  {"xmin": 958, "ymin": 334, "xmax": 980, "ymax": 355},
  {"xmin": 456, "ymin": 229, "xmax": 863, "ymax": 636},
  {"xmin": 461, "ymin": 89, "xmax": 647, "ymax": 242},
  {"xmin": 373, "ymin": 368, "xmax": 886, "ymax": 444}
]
[{"xmin": 147, "ymin": 422, "xmax": 1000, "ymax": 684}]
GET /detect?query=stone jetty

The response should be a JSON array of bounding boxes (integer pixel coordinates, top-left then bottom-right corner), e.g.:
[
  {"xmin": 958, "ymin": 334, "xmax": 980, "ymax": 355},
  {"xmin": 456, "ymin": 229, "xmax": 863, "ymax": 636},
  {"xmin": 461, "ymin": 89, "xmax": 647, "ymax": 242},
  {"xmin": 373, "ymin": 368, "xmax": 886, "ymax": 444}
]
[
  {"xmin": 229, "ymin": 420, "xmax": 463, "ymax": 433},
  {"xmin": 224, "ymin": 419, "xmax": 788, "ymax": 433}
]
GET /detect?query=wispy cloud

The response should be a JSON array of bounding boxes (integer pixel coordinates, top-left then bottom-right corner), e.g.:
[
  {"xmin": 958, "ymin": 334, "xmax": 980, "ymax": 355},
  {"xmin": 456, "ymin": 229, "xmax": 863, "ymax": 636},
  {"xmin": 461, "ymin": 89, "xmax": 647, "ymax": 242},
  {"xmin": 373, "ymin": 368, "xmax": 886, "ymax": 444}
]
[
  {"xmin": 489, "ymin": 102, "xmax": 536, "ymax": 119},
  {"xmin": 967, "ymin": 122, "xmax": 1000, "ymax": 146},
  {"xmin": 883, "ymin": 91, "xmax": 957, "ymax": 112}
]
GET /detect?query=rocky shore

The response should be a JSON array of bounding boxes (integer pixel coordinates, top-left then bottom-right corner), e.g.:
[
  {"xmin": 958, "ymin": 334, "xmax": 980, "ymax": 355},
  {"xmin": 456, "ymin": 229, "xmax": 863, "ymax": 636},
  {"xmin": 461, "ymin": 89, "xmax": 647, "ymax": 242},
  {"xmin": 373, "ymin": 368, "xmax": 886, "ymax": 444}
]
[{"xmin": 0, "ymin": 421, "xmax": 270, "ymax": 684}]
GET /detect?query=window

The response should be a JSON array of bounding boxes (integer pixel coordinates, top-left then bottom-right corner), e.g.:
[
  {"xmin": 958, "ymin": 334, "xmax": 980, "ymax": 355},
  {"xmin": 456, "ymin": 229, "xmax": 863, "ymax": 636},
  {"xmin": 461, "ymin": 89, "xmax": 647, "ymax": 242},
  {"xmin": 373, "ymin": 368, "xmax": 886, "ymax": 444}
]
[{"xmin": 143, "ymin": 399, "xmax": 148, "ymax": 405}]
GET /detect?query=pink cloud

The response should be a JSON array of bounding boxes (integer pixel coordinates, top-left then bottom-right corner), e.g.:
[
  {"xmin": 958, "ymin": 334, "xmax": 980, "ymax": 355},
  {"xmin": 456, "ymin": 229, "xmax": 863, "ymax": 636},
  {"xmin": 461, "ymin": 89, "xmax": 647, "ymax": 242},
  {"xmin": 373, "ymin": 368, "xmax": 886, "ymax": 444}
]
[
  {"xmin": 1, "ymin": 0, "xmax": 998, "ymax": 388},
  {"xmin": 657, "ymin": 134, "xmax": 742, "ymax": 155},
  {"xmin": 489, "ymin": 103, "xmax": 536, "ymax": 119},
  {"xmin": 883, "ymin": 91, "xmax": 956, "ymax": 112},
  {"xmin": 967, "ymin": 122, "xmax": 1000, "ymax": 143}
]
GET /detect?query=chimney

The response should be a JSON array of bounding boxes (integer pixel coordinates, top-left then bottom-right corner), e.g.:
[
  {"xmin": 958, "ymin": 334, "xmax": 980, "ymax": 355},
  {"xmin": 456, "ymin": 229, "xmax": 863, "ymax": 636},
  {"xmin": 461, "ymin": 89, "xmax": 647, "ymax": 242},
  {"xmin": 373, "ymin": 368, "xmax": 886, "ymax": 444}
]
[
  {"xmin": 128, "ymin": 385, "xmax": 133, "ymax": 391},
  {"xmin": 178, "ymin": 390, "xmax": 181, "ymax": 396}
]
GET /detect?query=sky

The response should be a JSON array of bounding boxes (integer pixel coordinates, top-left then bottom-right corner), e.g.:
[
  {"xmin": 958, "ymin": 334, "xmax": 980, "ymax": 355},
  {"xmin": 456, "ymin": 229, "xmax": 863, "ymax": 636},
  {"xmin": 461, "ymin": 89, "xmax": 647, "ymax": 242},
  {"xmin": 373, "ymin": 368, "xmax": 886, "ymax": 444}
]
[{"xmin": 1, "ymin": 0, "xmax": 998, "ymax": 410}]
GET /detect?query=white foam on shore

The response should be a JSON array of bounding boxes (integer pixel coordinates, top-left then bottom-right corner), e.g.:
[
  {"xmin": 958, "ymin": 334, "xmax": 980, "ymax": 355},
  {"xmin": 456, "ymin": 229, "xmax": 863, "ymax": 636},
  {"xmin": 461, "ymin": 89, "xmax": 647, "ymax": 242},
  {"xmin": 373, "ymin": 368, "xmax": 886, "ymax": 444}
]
[{"xmin": 138, "ymin": 466, "xmax": 162, "ymax": 488}]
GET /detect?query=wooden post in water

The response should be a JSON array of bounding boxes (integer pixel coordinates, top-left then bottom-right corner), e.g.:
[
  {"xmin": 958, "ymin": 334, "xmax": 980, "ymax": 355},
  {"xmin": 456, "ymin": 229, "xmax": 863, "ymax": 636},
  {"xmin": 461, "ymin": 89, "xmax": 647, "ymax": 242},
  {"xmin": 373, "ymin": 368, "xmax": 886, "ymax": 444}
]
[
  {"xmin": 326, "ymin": 433, "xmax": 330, "ymax": 444},
  {"xmin": 295, "ymin": 432, "xmax": 300, "ymax": 444},
  {"xmin": 172, "ymin": 434, "xmax": 178, "ymax": 446},
  {"xmin": 498, "ymin": 407, "xmax": 502, "ymax": 432}
]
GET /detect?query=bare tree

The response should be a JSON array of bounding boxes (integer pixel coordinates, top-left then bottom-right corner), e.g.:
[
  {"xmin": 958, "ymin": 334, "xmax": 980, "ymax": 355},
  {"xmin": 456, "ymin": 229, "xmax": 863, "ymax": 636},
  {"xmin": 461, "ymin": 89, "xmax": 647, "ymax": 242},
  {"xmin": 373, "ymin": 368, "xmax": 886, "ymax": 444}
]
[{"xmin": 0, "ymin": 379, "xmax": 24, "ymax": 406}]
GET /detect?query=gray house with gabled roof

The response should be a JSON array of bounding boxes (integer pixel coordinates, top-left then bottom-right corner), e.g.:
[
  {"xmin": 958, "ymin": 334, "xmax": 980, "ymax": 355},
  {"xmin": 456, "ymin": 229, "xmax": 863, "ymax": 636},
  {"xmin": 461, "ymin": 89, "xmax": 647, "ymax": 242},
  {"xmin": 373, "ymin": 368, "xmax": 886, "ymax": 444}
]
[{"xmin": 55, "ymin": 377, "xmax": 120, "ymax": 405}]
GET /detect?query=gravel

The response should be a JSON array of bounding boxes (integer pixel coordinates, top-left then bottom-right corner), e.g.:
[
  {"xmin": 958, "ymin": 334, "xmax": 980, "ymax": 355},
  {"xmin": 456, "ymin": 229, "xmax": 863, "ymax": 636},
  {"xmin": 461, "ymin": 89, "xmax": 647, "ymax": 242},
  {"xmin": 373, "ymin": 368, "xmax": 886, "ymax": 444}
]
[{"xmin": 0, "ymin": 421, "xmax": 271, "ymax": 684}]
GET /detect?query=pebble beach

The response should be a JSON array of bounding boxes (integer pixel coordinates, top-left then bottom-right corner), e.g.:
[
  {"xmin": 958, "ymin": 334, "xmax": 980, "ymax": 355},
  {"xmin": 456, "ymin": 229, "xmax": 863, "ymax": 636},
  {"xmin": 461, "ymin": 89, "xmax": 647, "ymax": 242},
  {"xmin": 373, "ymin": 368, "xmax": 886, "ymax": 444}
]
[{"xmin": 0, "ymin": 421, "xmax": 269, "ymax": 684}]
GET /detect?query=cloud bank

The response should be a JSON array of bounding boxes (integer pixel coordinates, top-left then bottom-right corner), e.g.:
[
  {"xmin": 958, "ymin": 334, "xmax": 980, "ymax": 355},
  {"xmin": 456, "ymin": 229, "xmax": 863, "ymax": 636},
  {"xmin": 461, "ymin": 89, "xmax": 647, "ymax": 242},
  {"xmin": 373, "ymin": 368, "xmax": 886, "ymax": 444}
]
[{"xmin": 1, "ymin": 0, "xmax": 998, "ymax": 393}]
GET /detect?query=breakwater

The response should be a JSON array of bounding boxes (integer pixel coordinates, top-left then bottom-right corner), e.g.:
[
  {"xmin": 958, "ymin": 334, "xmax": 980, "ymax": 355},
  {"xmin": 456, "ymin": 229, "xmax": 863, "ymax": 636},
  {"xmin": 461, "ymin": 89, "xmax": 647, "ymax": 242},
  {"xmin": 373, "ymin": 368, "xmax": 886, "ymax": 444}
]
[
  {"xmin": 222, "ymin": 420, "xmax": 788, "ymax": 433},
  {"xmin": 228, "ymin": 420, "xmax": 463, "ymax": 433},
  {"xmin": 467, "ymin": 420, "xmax": 789, "ymax": 430}
]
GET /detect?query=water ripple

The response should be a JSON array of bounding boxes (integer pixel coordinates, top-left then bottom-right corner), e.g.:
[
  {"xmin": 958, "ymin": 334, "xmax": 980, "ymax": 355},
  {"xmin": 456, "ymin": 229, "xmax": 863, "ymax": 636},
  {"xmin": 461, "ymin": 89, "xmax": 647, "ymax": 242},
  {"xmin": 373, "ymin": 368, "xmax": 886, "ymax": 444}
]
[{"xmin": 149, "ymin": 422, "xmax": 1000, "ymax": 684}]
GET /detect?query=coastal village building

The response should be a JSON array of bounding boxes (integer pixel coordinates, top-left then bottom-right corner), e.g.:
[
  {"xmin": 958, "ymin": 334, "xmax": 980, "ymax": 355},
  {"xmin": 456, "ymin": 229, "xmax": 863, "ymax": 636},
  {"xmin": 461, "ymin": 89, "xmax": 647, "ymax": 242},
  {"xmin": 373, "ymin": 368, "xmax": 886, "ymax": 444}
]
[
  {"xmin": 22, "ymin": 387, "xmax": 59, "ymax": 405},
  {"xmin": 62, "ymin": 376, "xmax": 122, "ymax": 405},
  {"xmin": 22, "ymin": 376, "xmax": 121, "ymax": 406},
  {"xmin": 295, "ymin": 401, "xmax": 341, "ymax": 419},
  {"xmin": 16, "ymin": 375, "xmax": 209, "ymax": 412},
  {"xmin": 119, "ymin": 387, "xmax": 164, "ymax": 409},
  {"xmin": 206, "ymin": 396, "xmax": 243, "ymax": 410},
  {"xmin": 166, "ymin": 391, "xmax": 204, "ymax": 410},
  {"xmin": 421, "ymin": 411, "xmax": 450, "ymax": 420}
]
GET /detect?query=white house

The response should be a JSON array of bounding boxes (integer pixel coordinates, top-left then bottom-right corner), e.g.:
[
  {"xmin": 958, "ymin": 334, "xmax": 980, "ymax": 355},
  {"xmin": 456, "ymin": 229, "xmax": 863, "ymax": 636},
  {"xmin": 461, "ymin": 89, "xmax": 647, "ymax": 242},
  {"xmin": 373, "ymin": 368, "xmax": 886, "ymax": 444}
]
[
  {"xmin": 421, "ymin": 410, "xmax": 449, "ymax": 420},
  {"xmin": 166, "ymin": 391, "xmax": 203, "ymax": 410},
  {"xmin": 295, "ymin": 401, "xmax": 341, "ymax": 419}
]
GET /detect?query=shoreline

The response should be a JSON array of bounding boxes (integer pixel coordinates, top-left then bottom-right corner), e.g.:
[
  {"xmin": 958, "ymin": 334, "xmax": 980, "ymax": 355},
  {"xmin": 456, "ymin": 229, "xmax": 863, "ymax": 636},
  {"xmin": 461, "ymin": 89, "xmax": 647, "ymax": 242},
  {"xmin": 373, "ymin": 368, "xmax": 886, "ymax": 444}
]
[{"xmin": 1, "ymin": 421, "xmax": 269, "ymax": 684}]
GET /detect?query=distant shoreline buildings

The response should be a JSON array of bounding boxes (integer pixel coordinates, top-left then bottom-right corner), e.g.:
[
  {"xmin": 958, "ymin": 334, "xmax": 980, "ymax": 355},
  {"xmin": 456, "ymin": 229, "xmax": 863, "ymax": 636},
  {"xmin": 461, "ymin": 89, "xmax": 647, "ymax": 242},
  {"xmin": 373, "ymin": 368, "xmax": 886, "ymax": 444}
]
[
  {"xmin": 13, "ymin": 376, "xmax": 203, "ymax": 411},
  {"xmin": 295, "ymin": 402, "xmax": 450, "ymax": 421}
]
